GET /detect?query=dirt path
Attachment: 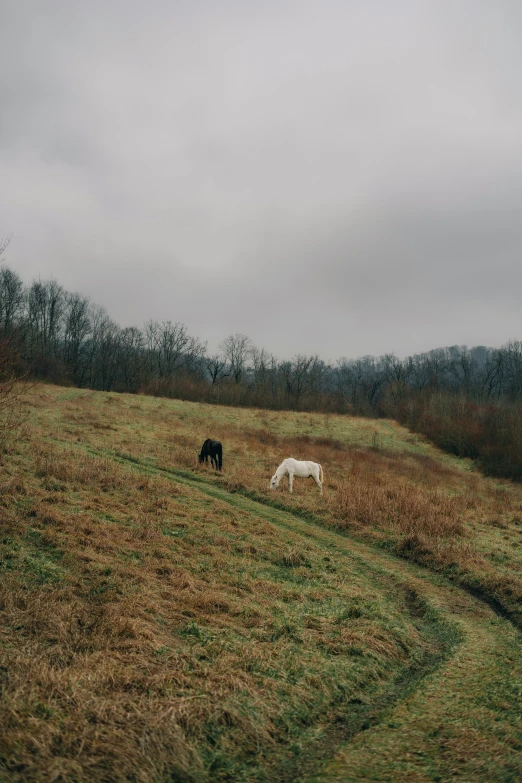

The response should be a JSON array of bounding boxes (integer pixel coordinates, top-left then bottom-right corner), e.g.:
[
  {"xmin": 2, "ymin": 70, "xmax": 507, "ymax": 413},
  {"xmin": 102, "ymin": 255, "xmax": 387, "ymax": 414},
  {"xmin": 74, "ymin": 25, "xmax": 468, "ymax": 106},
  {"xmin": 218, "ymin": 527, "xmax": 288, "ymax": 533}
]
[{"xmin": 63, "ymin": 444, "xmax": 522, "ymax": 781}]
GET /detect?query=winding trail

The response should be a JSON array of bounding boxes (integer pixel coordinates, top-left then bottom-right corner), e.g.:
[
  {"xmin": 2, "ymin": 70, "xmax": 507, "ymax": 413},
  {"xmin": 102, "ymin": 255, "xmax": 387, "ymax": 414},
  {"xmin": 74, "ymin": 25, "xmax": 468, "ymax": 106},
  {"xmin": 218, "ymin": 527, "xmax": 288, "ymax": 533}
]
[{"xmin": 61, "ymin": 443, "xmax": 522, "ymax": 781}]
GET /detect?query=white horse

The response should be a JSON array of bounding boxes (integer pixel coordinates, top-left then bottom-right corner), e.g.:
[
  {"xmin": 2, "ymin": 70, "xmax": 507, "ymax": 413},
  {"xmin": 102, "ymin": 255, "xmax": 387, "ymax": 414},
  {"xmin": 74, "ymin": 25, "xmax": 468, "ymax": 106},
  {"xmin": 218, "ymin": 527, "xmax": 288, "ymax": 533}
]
[{"xmin": 269, "ymin": 458, "xmax": 324, "ymax": 495}]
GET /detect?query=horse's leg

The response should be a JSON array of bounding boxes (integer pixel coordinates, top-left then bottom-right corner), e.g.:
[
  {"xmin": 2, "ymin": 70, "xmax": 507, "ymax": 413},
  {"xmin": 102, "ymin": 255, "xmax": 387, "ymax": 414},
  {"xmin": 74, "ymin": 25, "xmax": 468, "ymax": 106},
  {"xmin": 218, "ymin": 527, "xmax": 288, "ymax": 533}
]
[
  {"xmin": 312, "ymin": 469, "xmax": 323, "ymax": 494},
  {"xmin": 288, "ymin": 472, "xmax": 294, "ymax": 493}
]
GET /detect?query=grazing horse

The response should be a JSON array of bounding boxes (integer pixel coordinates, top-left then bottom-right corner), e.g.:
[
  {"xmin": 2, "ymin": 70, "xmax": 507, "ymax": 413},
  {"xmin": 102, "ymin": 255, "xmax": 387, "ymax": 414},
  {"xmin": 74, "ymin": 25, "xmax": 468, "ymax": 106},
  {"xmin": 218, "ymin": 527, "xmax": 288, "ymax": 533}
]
[
  {"xmin": 198, "ymin": 439, "xmax": 223, "ymax": 471},
  {"xmin": 270, "ymin": 458, "xmax": 324, "ymax": 495}
]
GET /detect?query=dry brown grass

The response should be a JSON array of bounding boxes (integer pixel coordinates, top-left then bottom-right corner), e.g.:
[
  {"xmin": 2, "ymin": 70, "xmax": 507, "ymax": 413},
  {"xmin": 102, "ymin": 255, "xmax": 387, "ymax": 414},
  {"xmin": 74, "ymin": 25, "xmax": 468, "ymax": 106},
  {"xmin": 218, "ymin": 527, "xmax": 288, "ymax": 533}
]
[
  {"xmin": 195, "ymin": 420, "xmax": 522, "ymax": 623},
  {"xmin": 333, "ymin": 474, "xmax": 465, "ymax": 536},
  {"xmin": 1, "ymin": 577, "xmax": 205, "ymax": 782},
  {"xmin": 22, "ymin": 384, "xmax": 522, "ymax": 623},
  {"xmin": 1, "ymin": 425, "xmax": 431, "ymax": 783},
  {"xmin": 5, "ymin": 384, "xmax": 522, "ymax": 780}
]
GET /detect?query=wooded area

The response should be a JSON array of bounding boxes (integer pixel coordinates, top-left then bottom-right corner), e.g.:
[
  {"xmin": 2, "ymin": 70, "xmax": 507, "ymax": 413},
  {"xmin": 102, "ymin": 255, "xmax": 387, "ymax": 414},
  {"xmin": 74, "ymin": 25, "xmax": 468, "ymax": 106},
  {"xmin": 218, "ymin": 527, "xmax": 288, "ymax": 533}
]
[{"xmin": 2, "ymin": 264, "xmax": 522, "ymax": 478}]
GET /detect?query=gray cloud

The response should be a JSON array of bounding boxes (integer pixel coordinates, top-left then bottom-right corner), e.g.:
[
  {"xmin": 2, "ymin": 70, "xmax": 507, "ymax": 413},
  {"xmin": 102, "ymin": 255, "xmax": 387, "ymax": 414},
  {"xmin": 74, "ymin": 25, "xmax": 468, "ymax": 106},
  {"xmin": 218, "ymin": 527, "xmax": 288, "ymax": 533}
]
[{"xmin": 2, "ymin": 0, "xmax": 522, "ymax": 359}]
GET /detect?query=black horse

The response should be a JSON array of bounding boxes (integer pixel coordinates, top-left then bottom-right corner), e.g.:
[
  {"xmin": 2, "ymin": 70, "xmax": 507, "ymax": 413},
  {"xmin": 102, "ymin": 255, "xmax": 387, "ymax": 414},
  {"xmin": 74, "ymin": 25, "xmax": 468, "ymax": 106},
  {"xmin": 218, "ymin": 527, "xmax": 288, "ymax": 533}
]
[{"xmin": 198, "ymin": 439, "xmax": 223, "ymax": 471}]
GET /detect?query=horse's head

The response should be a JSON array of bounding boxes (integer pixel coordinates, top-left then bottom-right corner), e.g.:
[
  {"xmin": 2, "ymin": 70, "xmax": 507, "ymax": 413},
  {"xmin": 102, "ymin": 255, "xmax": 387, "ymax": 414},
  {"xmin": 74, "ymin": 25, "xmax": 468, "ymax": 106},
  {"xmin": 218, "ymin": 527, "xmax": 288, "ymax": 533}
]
[
  {"xmin": 198, "ymin": 452, "xmax": 204, "ymax": 464},
  {"xmin": 269, "ymin": 474, "xmax": 279, "ymax": 490}
]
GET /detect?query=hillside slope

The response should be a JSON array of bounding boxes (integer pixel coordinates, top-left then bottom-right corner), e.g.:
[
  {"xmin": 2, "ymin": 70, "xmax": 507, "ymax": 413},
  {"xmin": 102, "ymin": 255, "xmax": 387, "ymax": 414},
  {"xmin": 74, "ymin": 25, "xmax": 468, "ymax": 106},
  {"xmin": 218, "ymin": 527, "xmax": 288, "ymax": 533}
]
[{"xmin": 1, "ymin": 384, "xmax": 521, "ymax": 781}]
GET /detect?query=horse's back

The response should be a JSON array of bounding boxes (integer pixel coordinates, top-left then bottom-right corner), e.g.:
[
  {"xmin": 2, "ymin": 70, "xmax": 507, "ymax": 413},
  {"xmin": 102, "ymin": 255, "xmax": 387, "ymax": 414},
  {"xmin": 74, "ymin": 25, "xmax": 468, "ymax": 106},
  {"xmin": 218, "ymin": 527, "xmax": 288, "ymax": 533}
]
[
  {"xmin": 282, "ymin": 458, "xmax": 316, "ymax": 477},
  {"xmin": 202, "ymin": 438, "xmax": 221, "ymax": 449}
]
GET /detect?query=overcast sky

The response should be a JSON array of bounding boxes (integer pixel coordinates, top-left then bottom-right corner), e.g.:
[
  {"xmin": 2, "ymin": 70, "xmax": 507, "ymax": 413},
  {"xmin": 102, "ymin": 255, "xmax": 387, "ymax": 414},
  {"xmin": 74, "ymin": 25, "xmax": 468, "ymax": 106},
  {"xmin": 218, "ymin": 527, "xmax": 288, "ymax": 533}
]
[{"xmin": 1, "ymin": 0, "xmax": 521, "ymax": 360}]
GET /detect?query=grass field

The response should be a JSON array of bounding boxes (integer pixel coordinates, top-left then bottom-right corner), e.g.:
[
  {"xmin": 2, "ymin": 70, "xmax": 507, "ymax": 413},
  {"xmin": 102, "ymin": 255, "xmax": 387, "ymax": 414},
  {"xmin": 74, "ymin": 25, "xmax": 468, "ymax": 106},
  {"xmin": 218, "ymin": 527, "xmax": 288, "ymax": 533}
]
[{"xmin": 1, "ymin": 384, "xmax": 522, "ymax": 782}]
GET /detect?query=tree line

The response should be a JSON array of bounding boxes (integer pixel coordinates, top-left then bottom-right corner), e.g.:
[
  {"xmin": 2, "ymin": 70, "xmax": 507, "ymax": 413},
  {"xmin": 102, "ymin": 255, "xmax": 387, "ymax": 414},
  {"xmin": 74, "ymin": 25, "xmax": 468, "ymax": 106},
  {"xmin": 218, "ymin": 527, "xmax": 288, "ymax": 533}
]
[{"xmin": 2, "ymin": 262, "xmax": 522, "ymax": 479}]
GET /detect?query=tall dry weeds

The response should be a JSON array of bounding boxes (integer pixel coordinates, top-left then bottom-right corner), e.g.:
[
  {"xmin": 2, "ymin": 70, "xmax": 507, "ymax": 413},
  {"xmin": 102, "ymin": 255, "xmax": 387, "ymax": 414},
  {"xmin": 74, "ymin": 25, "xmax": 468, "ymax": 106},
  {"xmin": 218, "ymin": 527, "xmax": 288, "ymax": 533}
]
[{"xmin": 2, "ymin": 434, "xmax": 429, "ymax": 783}]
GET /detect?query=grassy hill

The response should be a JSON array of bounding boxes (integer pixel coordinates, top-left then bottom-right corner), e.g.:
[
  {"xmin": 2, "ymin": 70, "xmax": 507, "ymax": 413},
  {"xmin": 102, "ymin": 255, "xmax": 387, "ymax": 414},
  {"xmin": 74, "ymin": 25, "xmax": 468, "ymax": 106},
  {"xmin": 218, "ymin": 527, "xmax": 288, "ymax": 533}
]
[{"xmin": 1, "ymin": 384, "xmax": 522, "ymax": 782}]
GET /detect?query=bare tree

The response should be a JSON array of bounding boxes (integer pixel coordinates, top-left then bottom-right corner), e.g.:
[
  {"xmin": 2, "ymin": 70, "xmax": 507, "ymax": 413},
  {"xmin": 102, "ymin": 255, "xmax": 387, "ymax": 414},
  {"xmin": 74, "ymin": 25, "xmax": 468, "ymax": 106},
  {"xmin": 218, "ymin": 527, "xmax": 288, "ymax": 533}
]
[
  {"xmin": 146, "ymin": 320, "xmax": 206, "ymax": 378},
  {"xmin": 116, "ymin": 326, "xmax": 146, "ymax": 392},
  {"xmin": 0, "ymin": 236, "xmax": 11, "ymax": 259},
  {"xmin": 25, "ymin": 278, "xmax": 66, "ymax": 366},
  {"xmin": 501, "ymin": 340, "xmax": 522, "ymax": 399},
  {"xmin": 409, "ymin": 349, "xmax": 448, "ymax": 391},
  {"xmin": 446, "ymin": 346, "xmax": 477, "ymax": 392},
  {"xmin": 90, "ymin": 310, "xmax": 121, "ymax": 391},
  {"xmin": 62, "ymin": 292, "xmax": 91, "ymax": 385},
  {"xmin": 220, "ymin": 333, "xmax": 252, "ymax": 384},
  {"xmin": 83, "ymin": 304, "xmax": 114, "ymax": 388},
  {"xmin": 336, "ymin": 358, "xmax": 365, "ymax": 406},
  {"xmin": 250, "ymin": 346, "xmax": 271, "ymax": 377},
  {"xmin": 0, "ymin": 240, "xmax": 27, "ymax": 445},
  {"xmin": 0, "ymin": 267, "xmax": 24, "ymax": 336},
  {"xmin": 357, "ymin": 356, "xmax": 387, "ymax": 408},
  {"xmin": 382, "ymin": 353, "xmax": 413, "ymax": 384},
  {"xmin": 279, "ymin": 354, "xmax": 324, "ymax": 404},
  {"xmin": 481, "ymin": 349, "xmax": 503, "ymax": 399},
  {"xmin": 205, "ymin": 354, "xmax": 230, "ymax": 386},
  {"xmin": 382, "ymin": 353, "xmax": 414, "ymax": 402}
]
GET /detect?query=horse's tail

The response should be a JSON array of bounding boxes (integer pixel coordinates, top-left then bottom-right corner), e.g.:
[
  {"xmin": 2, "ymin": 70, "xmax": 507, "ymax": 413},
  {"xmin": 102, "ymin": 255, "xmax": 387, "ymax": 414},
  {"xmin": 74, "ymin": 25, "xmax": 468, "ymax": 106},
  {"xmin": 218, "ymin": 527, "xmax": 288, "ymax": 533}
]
[{"xmin": 218, "ymin": 443, "xmax": 223, "ymax": 471}]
